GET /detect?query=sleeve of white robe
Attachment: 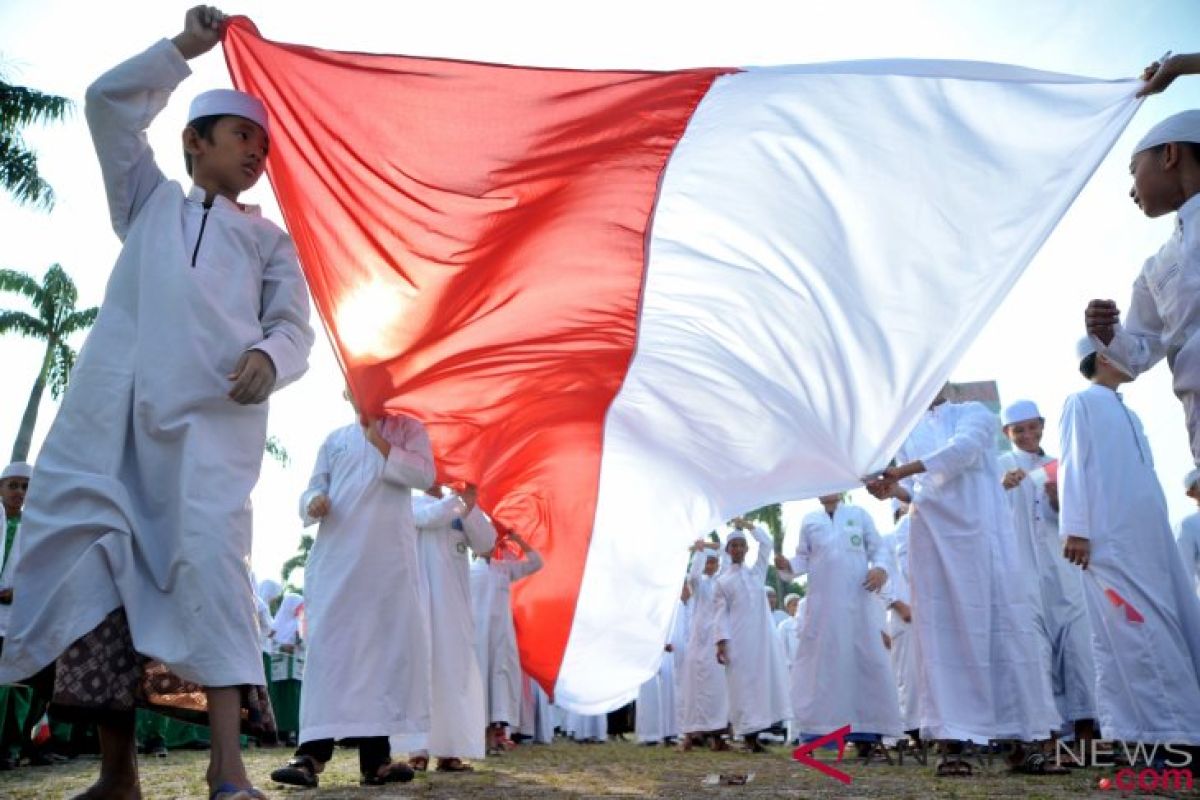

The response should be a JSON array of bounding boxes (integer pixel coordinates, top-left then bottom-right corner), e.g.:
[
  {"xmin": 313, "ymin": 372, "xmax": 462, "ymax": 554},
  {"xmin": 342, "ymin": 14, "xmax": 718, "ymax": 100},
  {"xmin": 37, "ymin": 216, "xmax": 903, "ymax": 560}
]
[
  {"xmin": 299, "ymin": 433, "xmax": 334, "ymax": 527},
  {"xmin": 786, "ymin": 520, "xmax": 813, "ymax": 577},
  {"xmin": 861, "ymin": 511, "xmax": 889, "ymax": 579},
  {"xmin": 462, "ymin": 507, "xmax": 498, "ymax": 555},
  {"xmin": 918, "ymin": 404, "xmax": 995, "ymax": 489},
  {"xmin": 686, "ymin": 547, "xmax": 708, "ymax": 589},
  {"xmin": 748, "ymin": 524, "xmax": 773, "ymax": 583},
  {"xmin": 379, "ymin": 416, "xmax": 436, "ymax": 490},
  {"xmin": 1058, "ymin": 395, "xmax": 1094, "ymax": 541},
  {"xmin": 249, "ymin": 235, "xmax": 314, "ymax": 391},
  {"xmin": 413, "ymin": 494, "xmax": 467, "ymax": 529},
  {"xmin": 505, "ymin": 550, "xmax": 544, "ymax": 582},
  {"xmin": 1103, "ymin": 264, "xmax": 1167, "ymax": 379},
  {"xmin": 714, "ymin": 577, "xmax": 732, "ymax": 645},
  {"xmin": 84, "ymin": 38, "xmax": 188, "ymax": 240}
]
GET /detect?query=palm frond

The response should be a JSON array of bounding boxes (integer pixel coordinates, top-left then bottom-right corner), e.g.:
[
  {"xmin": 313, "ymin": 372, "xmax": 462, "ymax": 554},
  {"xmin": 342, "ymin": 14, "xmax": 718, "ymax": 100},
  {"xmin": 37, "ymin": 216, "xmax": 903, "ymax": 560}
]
[
  {"xmin": 59, "ymin": 306, "xmax": 99, "ymax": 336},
  {"xmin": 0, "ymin": 268, "xmax": 42, "ymax": 302},
  {"xmin": 47, "ymin": 341, "xmax": 76, "ymax": 400},
  {"xmin": 264, "ymin": 435, "xmax": 291, "ymax": 467},
  {"xmin": 0, "ymin": 81, "xmax": 72, "ymax": 131},
  {"xmin": 0, "ymin": 137, "xmax": 54, "ymax": 209},
  {"xmin": 0, "ymin": 310, "xmax": 47, "ymax": 338}
]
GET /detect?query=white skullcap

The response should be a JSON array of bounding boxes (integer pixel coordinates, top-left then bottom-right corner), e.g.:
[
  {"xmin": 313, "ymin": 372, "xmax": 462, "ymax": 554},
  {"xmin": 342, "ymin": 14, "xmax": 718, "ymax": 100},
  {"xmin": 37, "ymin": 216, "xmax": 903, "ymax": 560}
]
[
  {"xmin": 1185, "ymin": 468, "xmax": 1200, "ymax": 490},
  {"xmin": 188, "ymin": 89, "xmax": 269, "ymax": 133},
  {"xmin": 725, "ymin": 529, "xmax": 747, "ymax": 545},
  {"xmin": 784, "ymin": 593, "xmax": 801, "ymax": 606},
  {"xmin": 1001, "ymin": 399, "xmax": 1041, "ymax": 426},
  {"xmin": 764, "ymin": 585, "xmax": 777, "ymax": 595},
  {"xmin": 1, "ymin": 462, "xmax": 31, "ymax": 480},
  {"xmin": 1133, "ymin": 110, "xmax": 1200, "ymax": 156},
  {"xmin": 1076, "ymin": 336, "xmax": 1098, "ymax": 362}
]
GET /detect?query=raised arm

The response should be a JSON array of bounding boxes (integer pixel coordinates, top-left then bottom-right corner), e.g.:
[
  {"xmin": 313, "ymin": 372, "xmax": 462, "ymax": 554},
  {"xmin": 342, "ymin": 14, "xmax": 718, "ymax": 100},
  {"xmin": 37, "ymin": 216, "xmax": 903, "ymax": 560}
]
[
  {"xmin": 413, "ymin": 494, "xmax": 467, "ymax": 530},
  {"xmin": 1099, "ymin": 271, "xmax": 1167, "ymax": 380},
  {"xmin": 462, "ymin": 507, "xmax": 498, "ymax": 555},
  {"xmin": 748, "ymin": 523, "xmax": 774, "ymax": 582}
]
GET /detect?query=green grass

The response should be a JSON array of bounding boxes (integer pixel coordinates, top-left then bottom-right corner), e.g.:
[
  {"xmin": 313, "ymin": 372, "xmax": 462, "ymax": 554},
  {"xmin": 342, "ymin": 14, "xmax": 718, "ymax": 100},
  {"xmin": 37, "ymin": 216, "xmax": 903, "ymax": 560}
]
[{"xmin": 0, "ymin": 739, "xmax": 1179, "ymax": 799}]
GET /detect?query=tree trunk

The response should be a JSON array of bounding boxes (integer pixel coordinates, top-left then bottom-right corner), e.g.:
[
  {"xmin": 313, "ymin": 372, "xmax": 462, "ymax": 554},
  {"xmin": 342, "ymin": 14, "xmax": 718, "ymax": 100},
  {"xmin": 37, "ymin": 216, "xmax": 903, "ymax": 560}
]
[{"xmin": 10, "ymin": 342, "xmax": 52, "ymax": 462}]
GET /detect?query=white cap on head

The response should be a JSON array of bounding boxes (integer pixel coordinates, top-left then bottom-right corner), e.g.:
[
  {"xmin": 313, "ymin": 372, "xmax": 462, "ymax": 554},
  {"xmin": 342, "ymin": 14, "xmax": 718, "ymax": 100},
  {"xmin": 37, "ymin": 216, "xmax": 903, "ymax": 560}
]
[
  {"xmin": 1076, "ymin": 336, "xmax": 1098, "ymax": 362},
  {"xmin": 725, "ymin": 529, "xmax": 747, "ymax": 545},
  {"xmin": 188, "ymin": 89, "xmax": 269, "ymax": 134},
  {"xmin": 783, "ymin": 593, "xmax": 801, "ymax": 606},
  {"xmin": 764, "ymin": 585, "xmax": 776, "ymax": 595},
  {"xmin": 1133, "ymin": 109, "xmax": 1200, "ymax": 156},
  {"xmin": 1185, "ymin": 468, "xmax": 1200, "ymax": 491},
  {"xmin": 1001, "ymin": 399, "xmax": 1041, "ymax": 426},
  {"xmin": 1, "ymin": 462, "xmax": 31, "ymax": 480}
]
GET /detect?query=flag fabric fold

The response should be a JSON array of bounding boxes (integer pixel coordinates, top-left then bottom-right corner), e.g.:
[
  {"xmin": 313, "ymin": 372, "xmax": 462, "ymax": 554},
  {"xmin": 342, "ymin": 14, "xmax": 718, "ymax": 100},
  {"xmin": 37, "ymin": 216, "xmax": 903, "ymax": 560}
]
[{"xmin": 223, "ymin": 17, "xmax": 1138, "ymax": 711}]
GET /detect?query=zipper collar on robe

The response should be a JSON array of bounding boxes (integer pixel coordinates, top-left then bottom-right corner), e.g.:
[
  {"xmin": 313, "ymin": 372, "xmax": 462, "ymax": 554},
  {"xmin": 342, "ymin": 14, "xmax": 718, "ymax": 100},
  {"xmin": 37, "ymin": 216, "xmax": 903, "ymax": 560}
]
[
  {"xmin": 1179, "ymin": 191, "xmax": 1200, "ymax": 236},
  {"xmin": 185, "ymin": 186, "xmax": 264, "ymax": 267}
]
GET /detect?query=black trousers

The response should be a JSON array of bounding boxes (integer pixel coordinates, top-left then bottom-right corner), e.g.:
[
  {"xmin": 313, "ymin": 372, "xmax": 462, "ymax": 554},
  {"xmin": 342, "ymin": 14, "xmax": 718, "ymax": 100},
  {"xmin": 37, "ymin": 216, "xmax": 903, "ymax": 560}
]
[{"xmin": 295, "ymin": 736, "xmax": 390, "ymax": 776}]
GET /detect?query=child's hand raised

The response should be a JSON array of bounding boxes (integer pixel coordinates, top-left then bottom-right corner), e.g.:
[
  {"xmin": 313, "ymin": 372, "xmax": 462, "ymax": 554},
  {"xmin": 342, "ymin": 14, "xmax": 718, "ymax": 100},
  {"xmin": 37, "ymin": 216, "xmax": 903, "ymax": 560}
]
[
  {"xmin": 173, "ymin": 6, "xmax": 229, "ymax": 60},
  {"xmin": 228, "ymin": 349, "xmax": 276, "ymax": 404}
]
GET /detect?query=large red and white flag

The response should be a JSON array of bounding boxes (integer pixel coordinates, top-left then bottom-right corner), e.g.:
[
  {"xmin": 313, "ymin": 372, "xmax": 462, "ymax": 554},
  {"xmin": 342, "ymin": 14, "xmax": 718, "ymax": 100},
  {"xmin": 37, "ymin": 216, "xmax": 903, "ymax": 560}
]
[{"xmin": 223, "ymin": 18, "xmax": 1138, "ymax": 711}]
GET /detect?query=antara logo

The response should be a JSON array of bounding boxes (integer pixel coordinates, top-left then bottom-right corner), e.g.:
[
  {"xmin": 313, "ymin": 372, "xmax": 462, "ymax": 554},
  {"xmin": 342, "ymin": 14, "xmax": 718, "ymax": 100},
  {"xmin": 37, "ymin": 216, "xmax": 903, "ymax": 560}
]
[
  {"xmin": 792, "ymin": 725, "xmax": 853, "ymax": 784},
  {"xmin": 1055, "ymin": 740, "xmax": 1193, "ymax": 792}
]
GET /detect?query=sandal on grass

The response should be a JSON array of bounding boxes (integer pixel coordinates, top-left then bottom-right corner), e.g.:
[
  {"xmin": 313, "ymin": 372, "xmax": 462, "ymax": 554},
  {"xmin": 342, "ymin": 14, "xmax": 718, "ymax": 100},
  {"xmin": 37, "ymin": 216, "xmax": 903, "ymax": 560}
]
[
  {"xmin": 1011, "ymin": 752, "xmax": 1069, "ymax": 776},
  {"xmin": 269, "ymin": 754, "xmax": 321, "ymax": 788},
  {"xmin": 936, "ymin": 757, "xmax": 973, "ymax": 777},
  {"xmin": 408, "ymin": 755, "xmax": 429, "ymax": 772},
  {"xmin": 361, "ymin": 760, "xmax": 415, "ymax": 786},
  {"xmin": 210, "ymin": 784, "xmax": 269, "ymax": 800},
  {"xmin": 436, "ymin": 757, "xmax": 474, "ymax": 772}
]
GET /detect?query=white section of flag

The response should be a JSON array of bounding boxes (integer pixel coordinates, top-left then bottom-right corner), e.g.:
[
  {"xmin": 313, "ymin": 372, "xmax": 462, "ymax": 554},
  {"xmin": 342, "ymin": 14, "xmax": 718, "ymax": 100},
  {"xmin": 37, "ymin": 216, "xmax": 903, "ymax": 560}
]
[{"xmin": 553, "ymin": 62, "xmax": 1138, "ymax": 711}]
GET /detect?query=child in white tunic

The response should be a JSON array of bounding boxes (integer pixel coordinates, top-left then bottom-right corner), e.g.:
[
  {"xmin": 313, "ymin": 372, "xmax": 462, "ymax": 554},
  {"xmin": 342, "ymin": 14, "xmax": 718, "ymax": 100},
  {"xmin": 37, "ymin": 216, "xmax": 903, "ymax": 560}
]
[
  {"xmin": 998, "ymin": 400, "xmax": 1097, "ymax": 741},
  {"xmin": 0, "ymin": 9, "xmax": 314, "ymax": 799},
  {"xmin": 1061, "ymin": 339, "xmax": 1200, "ymax": 746},
  {"xmin": 269, "ymin": 413, "xmax": 434, "ymax": 789}
]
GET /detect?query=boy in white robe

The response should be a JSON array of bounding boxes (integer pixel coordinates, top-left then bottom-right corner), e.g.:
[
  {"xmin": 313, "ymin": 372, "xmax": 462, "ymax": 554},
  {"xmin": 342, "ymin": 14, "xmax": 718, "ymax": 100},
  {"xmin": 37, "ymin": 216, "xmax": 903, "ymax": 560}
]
[
  {"xmin": 1178, "ymin": 470, "xmax": 1200, "ymax": 596},
  {"xmin": 471, "ymin": 531, "xmax": 543, "ymax": 753},
  {"xmin": 1061, "ymin": 338, "xmax": 1200, "ymax": 746},
  {"xmin": 714, "ymin": 520, "xmax": 790, "ymax": 753},
  {"xmin": 1084, "ymin": 109, "xmax": 1200, "ymax": 464},
  {"xmin": 409, "ymin": 484, "xmax": 495, "ymax": 772},
  {"xmin": 678, "ymin": 542, "xmax": 729, "ymax": 751},
  {"xmin": 866, "ymin": 389, "xmax": 1060, "ymax": 775},
  {"xmin": 775, "ymin": 495, "xmax": 901, "ymax": 745},
  {"xmin": 269, "ymin": 412, "xmax": 433, "ymax": 789},
  {"xmin": 0, "ymin": 9, "xmax": 314, "ymax": 799},
  {"xmin": 879, "ymin": 503, "xmax": 918, "ymax": 738},
  {"xmin": 635, "ymin": 588, "xmax": 686, "ymax": 746},
  {"xmin": 998, "ymin": 400, "xmax": 1097, "ymax": 742}
]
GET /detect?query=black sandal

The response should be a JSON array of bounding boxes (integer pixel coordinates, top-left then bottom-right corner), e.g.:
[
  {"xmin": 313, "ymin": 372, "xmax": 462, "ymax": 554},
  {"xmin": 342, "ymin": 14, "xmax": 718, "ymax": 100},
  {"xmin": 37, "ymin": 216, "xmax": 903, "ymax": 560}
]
[
  {"xmin": 936, "ymin": 757, "xmax": 973, "ymax": 777},
  {"xmin": 270, "ymin": 754, "xmax": 321, "ymax": 788},
  {"xmin": 436, "ymin": 757, "xmax": 475, "ymax": 772},
  {"xmin": 361, "ymin": 760, "xmax": 415, "ymax": 786},
  {"xmin": 1011, "ymin": 752, "xmax": 1069, "ymax": 776}
]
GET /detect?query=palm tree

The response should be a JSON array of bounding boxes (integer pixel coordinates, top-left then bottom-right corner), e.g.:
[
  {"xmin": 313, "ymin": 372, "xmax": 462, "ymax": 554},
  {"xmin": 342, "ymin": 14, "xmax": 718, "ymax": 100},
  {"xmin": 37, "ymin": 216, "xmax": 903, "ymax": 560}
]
[
  {"xmin": 1, "ymin": 67, "xmax": 71, "ymax": 209},
  {"xmin": 0, "ymin": 264, "xmax": 98, "ymax": 461}
]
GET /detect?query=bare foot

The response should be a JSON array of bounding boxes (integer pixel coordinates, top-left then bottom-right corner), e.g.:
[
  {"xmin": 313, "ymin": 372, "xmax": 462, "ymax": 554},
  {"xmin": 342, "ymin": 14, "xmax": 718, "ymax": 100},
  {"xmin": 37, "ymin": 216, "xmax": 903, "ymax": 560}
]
[{"xmin": 70, "ymin": 776, "xmax": 143, "ymax": 800}]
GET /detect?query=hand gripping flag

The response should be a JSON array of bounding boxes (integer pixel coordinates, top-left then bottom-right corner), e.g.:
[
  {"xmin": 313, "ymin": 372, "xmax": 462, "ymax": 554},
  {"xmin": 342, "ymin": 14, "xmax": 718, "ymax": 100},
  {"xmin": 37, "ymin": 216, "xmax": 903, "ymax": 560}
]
[{"xmin": 222, "ymin": 17, "xmax": 1139, "ymax": 711}]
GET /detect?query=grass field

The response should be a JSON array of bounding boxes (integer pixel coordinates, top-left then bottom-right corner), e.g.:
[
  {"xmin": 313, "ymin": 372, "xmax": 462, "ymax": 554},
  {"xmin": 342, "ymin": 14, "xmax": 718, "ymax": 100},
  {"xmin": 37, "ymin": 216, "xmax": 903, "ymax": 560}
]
[{"xmin": 0, "ymin": 738, "xmax": 1189, "ymax": 799}]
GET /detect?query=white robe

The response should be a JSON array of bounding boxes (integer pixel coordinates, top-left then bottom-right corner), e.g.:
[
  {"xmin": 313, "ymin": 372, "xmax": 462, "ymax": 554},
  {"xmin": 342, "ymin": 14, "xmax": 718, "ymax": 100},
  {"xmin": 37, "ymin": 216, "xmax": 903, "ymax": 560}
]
[
  {"xmin": 0, "ymin": 39, "xmax": 314, "ymax": 689},
  {"xmin": 879, "ymin": 522, "xmax": 918, "ymax": 732},
  {"xmin": 998, "ymin": 448, "xmax": 1096, "ymax": 725},
  {"xmin": 563, "ymin": 710, "xmax": 608, "ymax": 742},
  {"xmin": 715, "ymin": 525, "xmax": 790, "ymax": 736},
  {"xmin": 518, "ymin": 672, "xmax": 555, "ymax": 743},
  {"xmin": 635, "ymin": 600, "xmax": 685, "ymax": 742},
  {"xmin": 412, "ymin": 494, "xmax": 496, "ymax": 758},
  {"xmin": 471, "ymin": 551, "xmax": 543, "ymax": 725},
  {"xmin": 897, "ymin": 401, "xmax": 1060, "ymax": 743},
  {"xmin": 678, "ymin": 552, "xmax": 729, "ymax": 734},
  {"xmin": 1060, "ymin": 384, "xmax": 1200, "ymax": 743},
  {"xmin": 0, "ymin": 511, "xmax": 21, "ymax": 639},
  {"xmin": 268, "ymin": 592, "xmax": 305, "ymax": 682},
  {"xmin": 1177, "ymin": 511, "xmax": 1200, "ymax": 597},
  {"xmin": 785, "ymin": 503, "xmax": 901, "ymax": 737},
  {"xmin": 298, "ymin": 419, "xmax": 434, "ymax": 743},
  {"xmin": 1101, "ymin": 193, "xmax": 1200, "ymax": 463}
]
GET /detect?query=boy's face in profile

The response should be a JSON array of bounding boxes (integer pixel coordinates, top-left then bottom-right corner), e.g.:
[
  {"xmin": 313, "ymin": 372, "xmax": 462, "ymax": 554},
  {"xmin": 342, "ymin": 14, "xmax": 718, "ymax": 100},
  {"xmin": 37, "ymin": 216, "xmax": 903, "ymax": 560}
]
[
  {"xmin": 1129, "ymin": 147, "xmax": 1181, "ymax": 218},
  {"xmin": 188, "ymin": 115, "xmax": 269, "ymax": 198},
  {"xmin": 1004, "ymin": 417, "xmax": 1043, "ymax": 455},
  {"xmin": 1, "ymin": 476, "xmax": 28, "ymax": 517}
]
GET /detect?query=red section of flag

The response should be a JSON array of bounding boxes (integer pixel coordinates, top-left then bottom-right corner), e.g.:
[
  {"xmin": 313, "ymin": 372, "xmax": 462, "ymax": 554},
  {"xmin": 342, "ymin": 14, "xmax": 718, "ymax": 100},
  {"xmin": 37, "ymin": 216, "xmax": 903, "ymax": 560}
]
[
  {"xmin": 222, "ymin": 18, "xmax": 728, "ymax": 693},
  {"xmin": 1104, "ymin": 587, "xmax": 1145, "ymax": 624},
  {"xmin": 1043, "ymin": 459, "xmax": 1058, "ymax": 484}
]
